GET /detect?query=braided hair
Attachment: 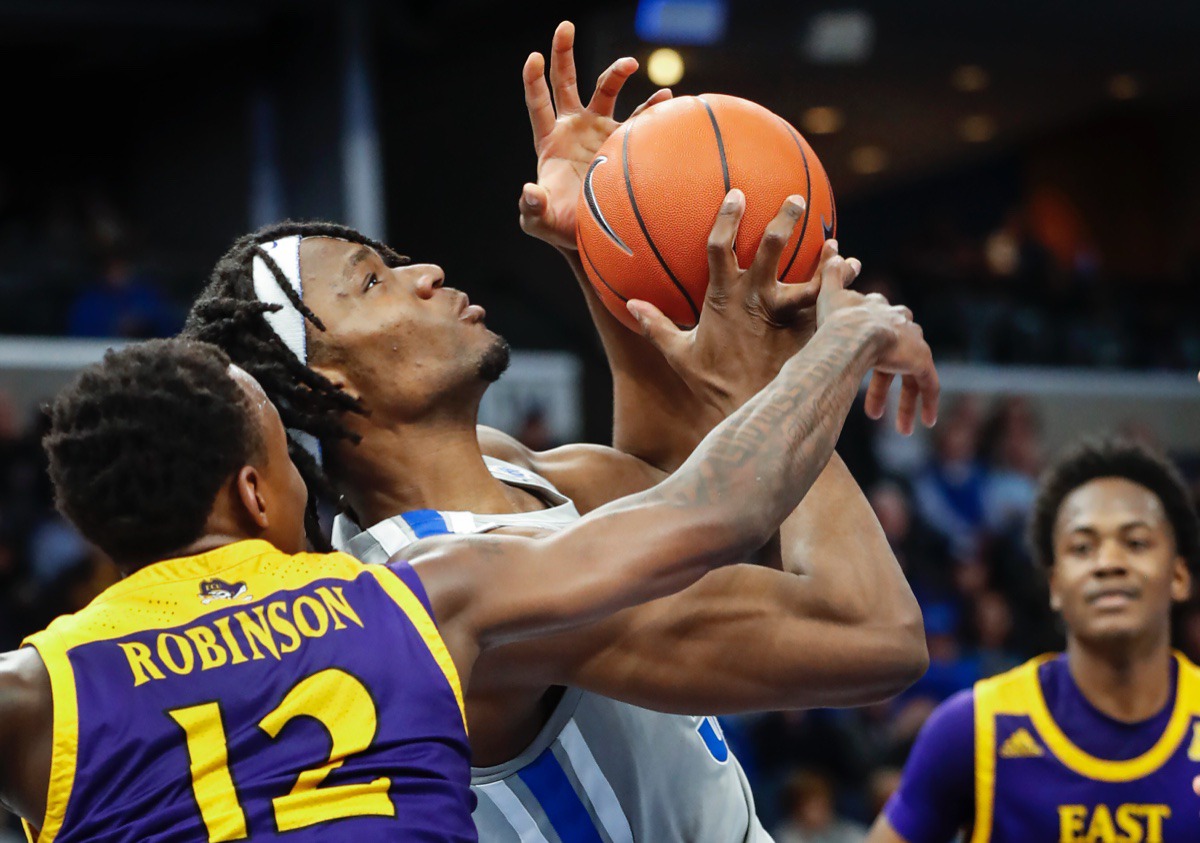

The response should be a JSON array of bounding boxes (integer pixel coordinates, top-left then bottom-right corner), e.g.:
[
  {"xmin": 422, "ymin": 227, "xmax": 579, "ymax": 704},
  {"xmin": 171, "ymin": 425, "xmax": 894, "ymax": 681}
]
[
  {"xmin": 44, "ymin": 339, "xmax": 264, "ymax": 568},
  {"xmin": 185, "ymin": 220, "xmax": 409, "ymax": 548}
]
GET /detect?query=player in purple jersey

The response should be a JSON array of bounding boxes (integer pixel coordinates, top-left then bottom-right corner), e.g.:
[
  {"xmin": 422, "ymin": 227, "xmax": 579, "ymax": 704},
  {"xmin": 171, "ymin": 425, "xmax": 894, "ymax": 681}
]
[
  {"xmin": 0, "ymin": 254, "xmax": 934, "ymax": 842},
  {"xmin": 181, "ymin": 32, "xmax": 934, "ymax": 839},
  {"xmin": 868, "ymin": 438, "xmax": 1200, "ymax": 843}
]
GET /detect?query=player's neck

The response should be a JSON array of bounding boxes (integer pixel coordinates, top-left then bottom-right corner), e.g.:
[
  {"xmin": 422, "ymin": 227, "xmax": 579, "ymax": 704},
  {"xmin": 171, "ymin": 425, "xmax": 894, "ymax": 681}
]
[
  {"xmin": 1065, "ymin": 631, "xmax": 1174, "ymax": 723},
  {"xmin": 333, "ymin": 417, "xmax": 537, "ymax": 528}
]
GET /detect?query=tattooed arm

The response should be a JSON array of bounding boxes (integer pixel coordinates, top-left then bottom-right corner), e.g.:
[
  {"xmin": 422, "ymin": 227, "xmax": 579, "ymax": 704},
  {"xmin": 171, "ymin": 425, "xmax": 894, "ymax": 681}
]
[{"xmin": 407, "ymin": 267, "xmax": 935, "ymax": 684}]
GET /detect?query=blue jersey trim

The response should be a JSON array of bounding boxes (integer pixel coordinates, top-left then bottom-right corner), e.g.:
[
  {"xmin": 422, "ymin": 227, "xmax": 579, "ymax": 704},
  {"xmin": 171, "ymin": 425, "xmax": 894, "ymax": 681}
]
[
  {"xmin": 401, "ymin": 510, "xmax": 452, "ymax": 539},
  {"xmin": 518, "ymin": 748, "xmax": 605, "ymax": 843}
]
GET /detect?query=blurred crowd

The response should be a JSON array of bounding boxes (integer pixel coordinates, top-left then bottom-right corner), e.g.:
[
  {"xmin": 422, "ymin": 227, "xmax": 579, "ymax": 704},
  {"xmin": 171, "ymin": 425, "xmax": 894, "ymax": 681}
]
[
  {"xmin": 3, "ymin": 378, "xmax": 1199, "ymax": 839},
  {"xmin": 729, "ymin": 394, "xmax": 1200, "ymax": 840},
  {"xmin": 3, "ymin": 175, "xmax": 1200, "ymax": 840},
  {"xmin": 864, "ymin": 196, "xmax": 1200, "ymax": 371},
  {"xmin": 0, "ymin": 176, "xmax": 182, "ymax": 339}
]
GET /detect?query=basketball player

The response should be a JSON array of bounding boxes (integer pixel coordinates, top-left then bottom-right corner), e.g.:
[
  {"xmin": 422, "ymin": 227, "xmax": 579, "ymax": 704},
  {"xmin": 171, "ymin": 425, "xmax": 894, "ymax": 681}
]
[
  {"xmin": 182, "ymin": 26, "xmax": 936, "ymax": 843},
  {"xmin": 0, "ymin": 289, "xmax": 929, "ymax": 842},
  {"xmin": 867, "ymin": 437, "xmax": 1200, "ymax": 842}
]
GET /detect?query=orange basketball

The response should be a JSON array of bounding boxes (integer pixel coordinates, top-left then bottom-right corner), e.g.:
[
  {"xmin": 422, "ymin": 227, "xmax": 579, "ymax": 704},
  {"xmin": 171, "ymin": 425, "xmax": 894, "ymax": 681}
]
[{"xmin": 576, "ymin": 93, "xmax": 836, "ymax": 331}]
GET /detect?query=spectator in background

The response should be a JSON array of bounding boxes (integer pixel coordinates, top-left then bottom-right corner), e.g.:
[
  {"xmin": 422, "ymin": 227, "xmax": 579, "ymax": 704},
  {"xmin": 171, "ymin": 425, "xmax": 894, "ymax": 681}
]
[
  {"xmin": 978, "ymin": 397, "xmax": 1043, "ymax": 536},
  {"xmin": 969, "ymin": 590, "xmax": 1022, "ymax": 678},
  {"xmin": 903, "ymin": 602, "xmax": 979, "ymax": 704},
  {"xmin": 67, "ymin": 247, "xmax": 179, "ymax": 338},
  {"xmin": 912, "ymin": 397, "xmax": 989, "ymax": 560},
  {"xmin": 775, "ymin": 771, "xmax": 867, "ymax": 843},
  {"xmin": 868, "ymin": 480, "xmax": 954, "ymax": 603}
]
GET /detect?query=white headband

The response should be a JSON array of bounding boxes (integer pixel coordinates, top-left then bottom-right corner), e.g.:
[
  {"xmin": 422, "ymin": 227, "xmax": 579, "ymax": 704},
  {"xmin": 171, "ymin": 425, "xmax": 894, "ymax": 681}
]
[{"xmin": 251, "ymin": 235, "xmax": 322, "ymax": 466}]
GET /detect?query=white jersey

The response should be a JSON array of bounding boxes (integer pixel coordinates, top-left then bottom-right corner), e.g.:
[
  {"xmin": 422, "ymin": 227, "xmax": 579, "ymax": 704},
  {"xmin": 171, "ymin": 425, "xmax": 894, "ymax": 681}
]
[{"xmin": 333, "ymin": 457, "xmax": 772, "ymax": 843}]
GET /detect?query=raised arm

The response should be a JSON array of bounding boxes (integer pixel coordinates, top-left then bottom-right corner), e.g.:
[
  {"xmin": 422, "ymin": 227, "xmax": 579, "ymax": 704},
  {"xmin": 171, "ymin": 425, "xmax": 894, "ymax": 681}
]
[{"xmin": 410, "ymin": 274, "xmax": 933, "ymax": 681}]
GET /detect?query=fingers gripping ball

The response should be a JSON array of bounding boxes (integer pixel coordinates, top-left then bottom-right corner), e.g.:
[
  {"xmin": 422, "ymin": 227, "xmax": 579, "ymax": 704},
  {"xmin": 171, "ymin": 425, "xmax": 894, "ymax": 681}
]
[{"xmin": 576, "ymin": 94, "xmax": 836, "ymax": 331}]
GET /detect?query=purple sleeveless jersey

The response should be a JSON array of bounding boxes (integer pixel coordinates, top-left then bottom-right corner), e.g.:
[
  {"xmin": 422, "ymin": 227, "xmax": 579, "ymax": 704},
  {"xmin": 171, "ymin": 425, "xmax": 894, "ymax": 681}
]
[
  {"xmin": 22, "ymin": 539, "xmax": 476, "ymax": 843},
  {"xmin": 885, "ymin": 652, "xmax": 1200, "ymax": 843}
]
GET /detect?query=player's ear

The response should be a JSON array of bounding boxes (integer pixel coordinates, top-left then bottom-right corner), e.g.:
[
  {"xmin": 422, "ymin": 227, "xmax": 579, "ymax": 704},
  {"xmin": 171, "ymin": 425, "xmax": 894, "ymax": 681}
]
[
  {"xmin": 307, "ymin": 362, "xmax": 362, "ymax": 403},
  {"xmin": 1047, "ymin": 565, "xmax": 1064, "ymax": 613},
  {"xmin": 235, "ymin": 465, "xmax": 270, "ymax": 530},
  {"xmin": 1170, "ymin": 555, "xmax": 1191, "ymax": 603}
]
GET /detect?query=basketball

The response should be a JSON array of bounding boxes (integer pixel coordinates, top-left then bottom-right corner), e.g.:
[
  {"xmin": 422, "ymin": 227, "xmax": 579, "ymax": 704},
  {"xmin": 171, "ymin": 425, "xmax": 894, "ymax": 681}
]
[{"xmin": 576, "ymin": 93, "xmax": 836, "ymax": 331}]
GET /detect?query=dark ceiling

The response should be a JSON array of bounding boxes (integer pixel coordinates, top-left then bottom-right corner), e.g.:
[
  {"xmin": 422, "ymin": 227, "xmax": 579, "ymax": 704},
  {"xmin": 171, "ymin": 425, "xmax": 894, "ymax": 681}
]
[{"xmin": 3, "ymin": 0, "xmax": 1197, "ymax": 197}]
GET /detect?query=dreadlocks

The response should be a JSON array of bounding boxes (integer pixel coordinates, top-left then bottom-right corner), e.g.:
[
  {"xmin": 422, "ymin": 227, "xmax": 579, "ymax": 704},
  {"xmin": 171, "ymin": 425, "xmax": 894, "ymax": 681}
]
[
  {"xmin": 184, "ymin": 220, "xmax": 409, "ymax": 549},
  {"xmin": 45, "ymin": 339, "xmax": 264, "ymax": 567}
]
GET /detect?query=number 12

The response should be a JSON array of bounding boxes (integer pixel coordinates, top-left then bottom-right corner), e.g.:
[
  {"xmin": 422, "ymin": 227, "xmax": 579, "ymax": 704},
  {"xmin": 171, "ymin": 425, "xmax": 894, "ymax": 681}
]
[{"xmin": 168, "ymin": 668, "xmax": 395, "ymax": 841}]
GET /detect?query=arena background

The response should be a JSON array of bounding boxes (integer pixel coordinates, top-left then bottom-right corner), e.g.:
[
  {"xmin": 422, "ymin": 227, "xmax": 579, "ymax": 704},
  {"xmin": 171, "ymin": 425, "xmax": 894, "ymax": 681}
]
[{"xmin": 1, "ymin": 1, "xmax": 1199, "ymax": 838}]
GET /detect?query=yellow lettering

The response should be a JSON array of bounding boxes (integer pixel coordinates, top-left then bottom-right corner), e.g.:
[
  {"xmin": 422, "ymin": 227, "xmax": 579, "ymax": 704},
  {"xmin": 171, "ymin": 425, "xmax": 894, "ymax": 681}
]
[
  {"xmin": 1059, "ymin": 805, "xmax": 1088, "ymax": 843},
  {"xmin": 184, "ymin": 626, "xmax": 228, "ymax": 671},
  {"xmin": 1115, "ymin": 805, "xmax": 1143, "ymax": 843},
  {"xmin": 236, "ymin": 606, "xmax": 280, "ymax": 661},
  {"xmin": 158, "ymin": 633, "xmax": 195, "ymax": 675},
  {"xmin": 269, "ymin": 601, "xmax": 302, "ymax": 654},
  {"xmin": 316, "ymin": 586, "xmax": 363, "ymax": 631},
  {"xmin": 1085, "ymin": 803, "xmax": 1115, "ymax": 843},
  {"xmin": 119, "ymin": 641, "xmax": 165, "ymax": 687},
  {"xmin": 213, "ymin": 616, "xmax": 249, "ymax": 665},
  {"xmin": 1139, "ymin": 805, "xmax": 1169, "ymax": 843},
  {"xmin": 293, "ymin": 596, "xmax": 329, "ymax": 638}
]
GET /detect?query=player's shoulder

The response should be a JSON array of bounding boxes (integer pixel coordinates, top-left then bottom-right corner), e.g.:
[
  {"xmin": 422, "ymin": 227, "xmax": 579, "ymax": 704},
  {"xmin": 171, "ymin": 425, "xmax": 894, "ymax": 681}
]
[
  {"xmin": 476, "ymin": 425, "xmax": 665, "ymax": 514},
  {"xmin": 921, "ymin": 686, "xmax": 977, "ymax": 741}
]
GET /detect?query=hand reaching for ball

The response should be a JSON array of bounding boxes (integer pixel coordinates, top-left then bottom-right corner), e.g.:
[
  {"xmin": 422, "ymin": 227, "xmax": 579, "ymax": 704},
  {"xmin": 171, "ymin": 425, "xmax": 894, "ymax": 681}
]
[
  {"xmin": 815, "ymin": 248, "xmax": 941, "ymax": 435},
  {"xmin": 519, "ymin": 21, "xmax": 672, "ymax": 250},
  {"xmin": 628, "ymin": 190, "xmax": 939, "ymax": 435}
]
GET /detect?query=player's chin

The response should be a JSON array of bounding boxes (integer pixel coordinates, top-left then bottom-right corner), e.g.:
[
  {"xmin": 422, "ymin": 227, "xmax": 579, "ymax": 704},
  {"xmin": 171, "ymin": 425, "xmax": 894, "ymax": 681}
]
[
  {"xmin": 476, "ymin": 334, "xmax": 511, "ymax": 383},
  {"xmin": 1076, "ymin": 610, "xmax": 1150, "ymax": 644}
]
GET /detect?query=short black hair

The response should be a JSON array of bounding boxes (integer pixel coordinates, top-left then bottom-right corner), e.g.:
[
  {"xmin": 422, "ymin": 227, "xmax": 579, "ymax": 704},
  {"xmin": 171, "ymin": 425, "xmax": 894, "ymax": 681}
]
[
  {"xmin": 44, "ymin": 339, "xmax": 264, "ymax": 567},
  {"xmin": 185, "ymin": 220, "xmax": 408, "ymax": 548},
  {"xmin": 1030, "ymin": 437, "xmax": 1200, "ymax": 570}
]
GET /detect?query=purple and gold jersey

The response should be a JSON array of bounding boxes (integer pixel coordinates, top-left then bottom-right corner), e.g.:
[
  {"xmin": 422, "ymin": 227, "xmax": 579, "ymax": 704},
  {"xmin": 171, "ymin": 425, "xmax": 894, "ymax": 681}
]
[
  {"xmin": 20, "ymin": 539, "xmax": 475, "ymax": 843},
  {"xmin": 884, "ymin": 652, "xmax": 1200, "ymax": 843}
]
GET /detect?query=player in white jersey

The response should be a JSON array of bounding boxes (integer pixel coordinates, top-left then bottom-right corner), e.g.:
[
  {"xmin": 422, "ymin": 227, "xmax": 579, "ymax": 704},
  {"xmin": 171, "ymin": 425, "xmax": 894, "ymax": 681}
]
[
  {"xmin": 184, "ymin": 23, "xmax": 938, "ymax": 840},
  {"xmin": 335, "ymin": 458, "xmax": 766, "ymax": 841}
]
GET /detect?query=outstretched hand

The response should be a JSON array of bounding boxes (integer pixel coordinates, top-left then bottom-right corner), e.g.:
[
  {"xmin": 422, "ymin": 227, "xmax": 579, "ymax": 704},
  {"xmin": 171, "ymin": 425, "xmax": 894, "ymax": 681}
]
[
  {"xmin": 625, "ymin": 190, "xmax": 824, "ymax": 418},
  {"xmin": 520, "ymin": 21, "xmax": 672, "ymax": 250},
  {"xmin": 816, "ymin": 248, "xmax": 940, "ymax": 435}
]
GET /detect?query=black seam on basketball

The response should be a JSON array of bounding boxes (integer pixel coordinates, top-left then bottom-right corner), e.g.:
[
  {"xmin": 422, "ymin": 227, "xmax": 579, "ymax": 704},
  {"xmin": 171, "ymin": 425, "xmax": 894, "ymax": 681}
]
[
  {"xmin": 699, "ymin": 98, "xmax": 731, "ymax": 193},
  {"xmin": 579, "ymin": 235, "xmax": 629, "ymax": 303},
  {"xmin": 622, "ymin": 125, "xmax": 701, "ymax": 323},
  {"xmin": 780, "ymin": 121, "xmax": 814, "ymax": 280}
]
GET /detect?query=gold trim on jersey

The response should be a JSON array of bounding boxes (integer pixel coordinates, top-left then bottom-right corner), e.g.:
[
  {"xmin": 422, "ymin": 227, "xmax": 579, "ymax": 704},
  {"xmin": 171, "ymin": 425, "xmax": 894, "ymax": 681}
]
[
  {"xmin": 970, "ymin": 651, "xmax": 1200, "ymax": 843},
  {"xmin": 20, "ymin": 539, "xmax": 466, "ymax": 843},
  {"xmin": 365, "ymin": 567, "xmax": 467, "ymax": 733}
]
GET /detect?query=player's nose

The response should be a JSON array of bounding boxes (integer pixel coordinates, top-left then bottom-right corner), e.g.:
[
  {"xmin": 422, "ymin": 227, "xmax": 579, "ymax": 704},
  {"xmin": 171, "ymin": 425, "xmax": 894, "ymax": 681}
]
[
  {"xmin": 405, "ymin": 263, "xmax": 445, "ymax": 298},
  {"xmin": 1093, "ymin": 538, "xmax": 1130, "ymax": 576}
]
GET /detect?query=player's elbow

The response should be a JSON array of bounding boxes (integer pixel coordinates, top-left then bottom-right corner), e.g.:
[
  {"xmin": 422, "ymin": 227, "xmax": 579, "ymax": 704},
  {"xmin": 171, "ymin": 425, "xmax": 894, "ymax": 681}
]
[{"xmin": 846, "ymin": 613, "xmax": 929, "ymax": 704}]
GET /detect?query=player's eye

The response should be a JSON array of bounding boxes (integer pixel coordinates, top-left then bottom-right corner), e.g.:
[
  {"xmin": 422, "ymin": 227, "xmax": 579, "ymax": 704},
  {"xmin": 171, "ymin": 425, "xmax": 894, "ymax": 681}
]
[{"xmin": 364, "ymin": 273, "xmax": 380, "ymax": 292}]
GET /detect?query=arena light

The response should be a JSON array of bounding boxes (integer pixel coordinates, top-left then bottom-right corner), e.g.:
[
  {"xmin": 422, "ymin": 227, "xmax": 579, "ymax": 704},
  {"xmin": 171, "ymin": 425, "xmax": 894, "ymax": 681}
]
[
  {"xmin": 951, "ymin": 65, "xmax": 989, "ymax": 93},
  {"xmin": 636, "ymin": 0, "xmax": 728, "ymax": 46},
  {"xmin": 958, "ymin": 114, "xmax": 996, "ymax": 143},
  {"xmin": 849, "ymin": 145, "xmax": 887, "ymax": 175},
  {"xmin": 647, "ymin": 48, "xmax": 686, "ymax": 87},
  {"xmin": 801, "ymin": 11, "xmax": 874, "ymax": 64},
  {"xmin": 801, "ymin": 106, "xmax": 844, "ymax": 135},
  {"xmin": 1108, "ymin": 73, "xmax": 1140, "ymax": 100}
]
